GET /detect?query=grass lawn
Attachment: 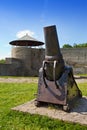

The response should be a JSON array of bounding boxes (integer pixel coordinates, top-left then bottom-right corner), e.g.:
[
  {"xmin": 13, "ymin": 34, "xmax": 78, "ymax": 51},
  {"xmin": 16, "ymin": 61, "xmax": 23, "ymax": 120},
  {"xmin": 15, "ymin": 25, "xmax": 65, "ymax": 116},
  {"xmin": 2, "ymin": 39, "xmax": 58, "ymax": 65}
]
[
  {"xmin": 76, "ymin": 74, "xmax": 87, "ymax": 77},
  {"xmin": 0, "ymin": 81, "xmax": 87, "ymax": 130}
]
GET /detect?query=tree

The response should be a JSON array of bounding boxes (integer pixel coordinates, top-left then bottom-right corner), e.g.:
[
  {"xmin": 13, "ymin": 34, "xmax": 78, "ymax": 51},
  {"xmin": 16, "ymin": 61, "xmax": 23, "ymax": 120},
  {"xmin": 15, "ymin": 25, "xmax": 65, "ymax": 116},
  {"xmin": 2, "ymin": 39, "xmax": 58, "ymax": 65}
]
[
  {"xmin": 62, "ymin": 44, "xmax": 72, "ymax": 48},
  {"xmin": 0, "ymin": 59, "xmax": 5, "ymax": 64},
  {"xmin": 62, "ymin": 43, "xmax": 87, "ymax": 48},
  {"xmin": 73, "ymin": 43, "xmax": 87, "ymax": 48}
]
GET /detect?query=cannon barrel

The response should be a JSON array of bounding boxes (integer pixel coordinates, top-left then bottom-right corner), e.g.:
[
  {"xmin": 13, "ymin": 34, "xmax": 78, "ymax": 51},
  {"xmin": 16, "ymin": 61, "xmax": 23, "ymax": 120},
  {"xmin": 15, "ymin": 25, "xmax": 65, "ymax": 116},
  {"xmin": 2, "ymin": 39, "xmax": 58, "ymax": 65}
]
[{"xmin": 43, "ymin": 25, "xmax": 65, "ymax": 80}]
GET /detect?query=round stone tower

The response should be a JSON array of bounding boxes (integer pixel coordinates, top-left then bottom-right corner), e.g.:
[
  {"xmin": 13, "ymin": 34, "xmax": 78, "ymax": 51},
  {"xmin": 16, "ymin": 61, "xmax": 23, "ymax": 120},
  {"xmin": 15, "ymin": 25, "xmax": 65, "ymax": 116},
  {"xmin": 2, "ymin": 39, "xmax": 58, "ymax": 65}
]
[{"xmin": 9, "ymin": 34, "xmax": 44, "ymax": 76}]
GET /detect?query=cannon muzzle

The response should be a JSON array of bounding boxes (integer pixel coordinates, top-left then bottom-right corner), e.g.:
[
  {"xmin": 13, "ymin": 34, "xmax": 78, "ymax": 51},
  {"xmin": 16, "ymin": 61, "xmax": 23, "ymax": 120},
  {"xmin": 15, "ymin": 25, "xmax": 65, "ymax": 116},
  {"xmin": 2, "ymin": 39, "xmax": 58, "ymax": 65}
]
[{"xmin": 43, "ymin": 25, "xmax": 65, "ymax": 80}]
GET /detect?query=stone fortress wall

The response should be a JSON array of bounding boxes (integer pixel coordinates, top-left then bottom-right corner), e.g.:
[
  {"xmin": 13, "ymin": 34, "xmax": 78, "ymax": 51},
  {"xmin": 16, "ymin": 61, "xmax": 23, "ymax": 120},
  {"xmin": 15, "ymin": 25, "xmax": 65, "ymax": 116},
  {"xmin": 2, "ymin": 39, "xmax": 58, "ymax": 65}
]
[
  {"xmin": 0, "ymin": 47, "xmax": 87, "ymax": 76},
  {"xmin": 61, "ymin": 48, "xmax": 87, "ymax": 74}
]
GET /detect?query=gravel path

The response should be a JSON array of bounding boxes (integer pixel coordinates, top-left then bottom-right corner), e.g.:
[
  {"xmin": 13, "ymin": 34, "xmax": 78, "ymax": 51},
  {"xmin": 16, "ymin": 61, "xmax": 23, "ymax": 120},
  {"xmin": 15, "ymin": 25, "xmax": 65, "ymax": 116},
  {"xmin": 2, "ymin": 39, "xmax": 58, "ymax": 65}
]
[
  {"xmin": 0, "ymin": 77, "xmax": 38, "ymax": 83},
  {"xmin": 0, "ymin": 77, "xmax": 87, "ymax": 83}
]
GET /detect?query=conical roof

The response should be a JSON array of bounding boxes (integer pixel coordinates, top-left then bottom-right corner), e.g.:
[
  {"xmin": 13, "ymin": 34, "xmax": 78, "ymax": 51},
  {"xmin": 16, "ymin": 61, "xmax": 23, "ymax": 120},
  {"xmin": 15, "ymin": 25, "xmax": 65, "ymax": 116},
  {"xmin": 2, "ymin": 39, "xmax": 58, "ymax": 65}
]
[
  {"xmin": 18, "ymin": 34, "xmax": 37, "ymax": 41},
  {"xmin": 9, "ymin": 34, "xmax": 44, "ymax": 46}
]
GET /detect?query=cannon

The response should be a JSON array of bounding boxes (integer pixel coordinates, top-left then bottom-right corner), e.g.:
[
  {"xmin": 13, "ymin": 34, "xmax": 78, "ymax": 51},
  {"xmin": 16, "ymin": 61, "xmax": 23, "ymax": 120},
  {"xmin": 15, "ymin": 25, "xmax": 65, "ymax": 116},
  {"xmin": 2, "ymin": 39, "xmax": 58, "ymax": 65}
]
[{"xmin": 35, "ymin": 25, "xmax": 82, "ymax": 111}]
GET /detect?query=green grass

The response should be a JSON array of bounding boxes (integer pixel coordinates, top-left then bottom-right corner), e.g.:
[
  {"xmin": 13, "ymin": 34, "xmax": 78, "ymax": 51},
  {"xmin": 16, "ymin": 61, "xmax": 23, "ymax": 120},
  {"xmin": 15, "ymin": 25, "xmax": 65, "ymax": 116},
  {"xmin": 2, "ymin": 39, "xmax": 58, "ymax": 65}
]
[
  {"xmin": 0, "ymin": 76, "xmax": 38, "ymax": 79},
  {"xmin": 78, "ymin": 82, "xmax": 87, "ymax": 96},
  {"xmin": 76, "ymin": 74, "xmax": 87, "ymax": 77},
  {"xmin": 0, "ymin": 82, "xmax": 87, "ymax": 130}
]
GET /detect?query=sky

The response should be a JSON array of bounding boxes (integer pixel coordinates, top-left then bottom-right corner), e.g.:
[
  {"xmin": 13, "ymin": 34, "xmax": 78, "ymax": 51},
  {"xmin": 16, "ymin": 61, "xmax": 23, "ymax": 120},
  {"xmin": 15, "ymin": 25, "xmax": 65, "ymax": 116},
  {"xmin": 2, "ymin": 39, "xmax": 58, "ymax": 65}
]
[{"xmin": 0, "ymin": 0, "xmax": 87, "ymax": 59}]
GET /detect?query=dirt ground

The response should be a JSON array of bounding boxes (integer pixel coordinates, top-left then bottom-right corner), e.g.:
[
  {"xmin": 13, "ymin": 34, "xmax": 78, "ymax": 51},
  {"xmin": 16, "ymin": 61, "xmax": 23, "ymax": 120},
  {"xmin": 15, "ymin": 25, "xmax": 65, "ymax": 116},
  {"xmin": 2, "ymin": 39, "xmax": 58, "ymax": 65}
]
[
  {"xmin": 0, "ymin": 77, "xmax": 38, "ymax": 83},
  {"xmin": 0, "ymin": 77, "xmax": 86, "ymax": 83}
]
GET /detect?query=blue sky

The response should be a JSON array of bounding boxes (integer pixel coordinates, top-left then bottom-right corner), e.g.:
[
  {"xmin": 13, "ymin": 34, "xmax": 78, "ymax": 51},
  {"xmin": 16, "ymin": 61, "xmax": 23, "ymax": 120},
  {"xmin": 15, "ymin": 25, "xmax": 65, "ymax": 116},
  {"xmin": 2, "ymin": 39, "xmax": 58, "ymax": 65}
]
[{"xmin": 0, "ymin": 0, "xmax": 87, "ymax": 59}]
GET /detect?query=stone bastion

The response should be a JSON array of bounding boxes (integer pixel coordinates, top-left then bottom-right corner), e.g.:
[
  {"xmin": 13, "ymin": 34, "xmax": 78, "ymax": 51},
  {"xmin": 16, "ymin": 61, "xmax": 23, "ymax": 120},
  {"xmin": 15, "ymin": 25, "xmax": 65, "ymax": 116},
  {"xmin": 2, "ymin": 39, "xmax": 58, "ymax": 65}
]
[{"xmin": 0, "ymin": 47, "xmax": 87, "ymax": 76}]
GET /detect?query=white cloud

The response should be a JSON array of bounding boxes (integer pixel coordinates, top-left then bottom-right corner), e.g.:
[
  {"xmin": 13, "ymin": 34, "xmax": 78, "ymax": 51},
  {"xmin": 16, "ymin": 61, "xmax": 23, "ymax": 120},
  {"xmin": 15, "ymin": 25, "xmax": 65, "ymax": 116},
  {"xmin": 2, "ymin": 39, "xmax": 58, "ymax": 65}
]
[{"xmin": 16, "ymin": 30, "xmax": 35, "ymax": 38}]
